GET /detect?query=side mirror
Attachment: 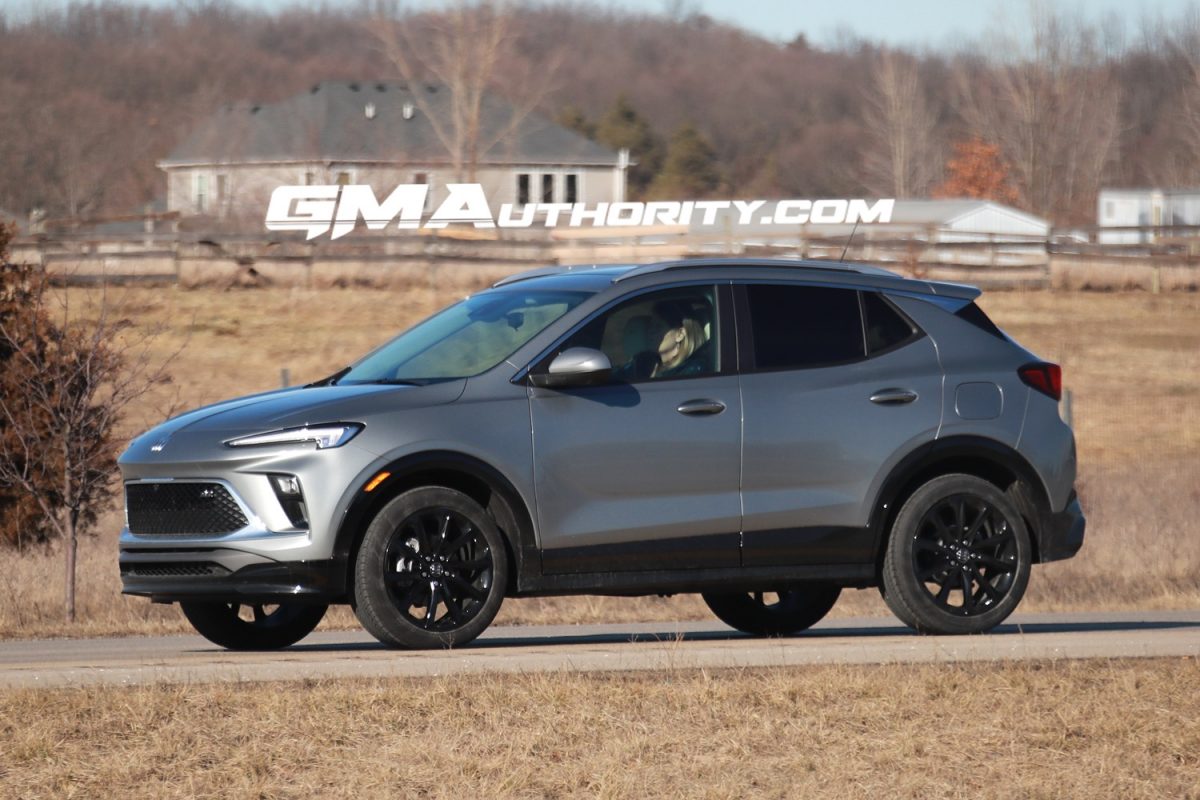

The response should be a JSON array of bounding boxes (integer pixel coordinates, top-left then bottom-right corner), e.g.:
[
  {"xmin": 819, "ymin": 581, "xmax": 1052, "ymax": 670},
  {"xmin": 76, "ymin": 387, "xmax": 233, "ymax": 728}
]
[{"xmin": 530, "ymin": 347, "xmax": 612, "ymax": 388}]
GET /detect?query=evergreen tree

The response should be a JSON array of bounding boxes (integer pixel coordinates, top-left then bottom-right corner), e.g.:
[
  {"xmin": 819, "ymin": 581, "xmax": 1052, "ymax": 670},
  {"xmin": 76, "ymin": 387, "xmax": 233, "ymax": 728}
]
[
  {"xmin": 649, "ymin": 122, "xmax": 722, "ymax": 199},
  {"xmin": 594, "ymin": 94, "xmax": 664, "ymax": 198}
]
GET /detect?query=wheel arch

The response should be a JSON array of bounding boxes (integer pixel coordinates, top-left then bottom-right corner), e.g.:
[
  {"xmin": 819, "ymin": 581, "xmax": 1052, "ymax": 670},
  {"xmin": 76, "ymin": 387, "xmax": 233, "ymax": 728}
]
[
  {"xmin": 333, "ymin": 450, "xmax": 539, "ymax": 596},
  {"xmin": 868, "ymin": 435, "xmax": 1053, "ymax": 576}
]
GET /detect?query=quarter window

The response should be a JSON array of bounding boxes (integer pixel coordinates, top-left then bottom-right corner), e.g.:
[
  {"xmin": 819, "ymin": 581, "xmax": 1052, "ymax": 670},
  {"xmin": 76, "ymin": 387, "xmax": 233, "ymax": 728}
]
[
  {"xmin": 862, "ymin": 292, "xmax": 917, "ymax": 354},
  {"xmin": 744, "ymin": 284, "xmax": 864, "ymax": 370}
]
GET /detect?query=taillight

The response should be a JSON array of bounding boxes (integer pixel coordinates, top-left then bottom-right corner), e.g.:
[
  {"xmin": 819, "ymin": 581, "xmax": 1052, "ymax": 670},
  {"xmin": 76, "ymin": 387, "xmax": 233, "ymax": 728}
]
[{"xmin": 1019, "ymin": 362, "xmax": 1062, "ymax": 401}]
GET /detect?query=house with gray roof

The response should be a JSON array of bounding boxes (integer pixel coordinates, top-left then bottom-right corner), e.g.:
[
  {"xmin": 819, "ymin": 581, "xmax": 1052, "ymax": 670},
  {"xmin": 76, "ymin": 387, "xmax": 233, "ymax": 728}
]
[{"xmin": 160, "ymin": 81, "xmax": 627, "ymax": 222}]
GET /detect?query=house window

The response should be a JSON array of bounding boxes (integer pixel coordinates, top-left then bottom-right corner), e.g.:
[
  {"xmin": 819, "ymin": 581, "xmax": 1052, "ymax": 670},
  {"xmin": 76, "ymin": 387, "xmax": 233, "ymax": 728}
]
[
  {"xmin": 413, "ymin": 171, "xmax": 432, "ymax": 213},
  {"xmin": 194, "ymin": 173, "xmax": 207, "ymax": 213},
  {"xmin": 304, "ymin": 170, "xmax": 317, "ymax": 186},
  {"xmin": 542, "ymin": 173, "xmax": 554, "ymax": 203},
  {"xmin": 517, "ymin": 173, "xmax": 531, "ymax": 205},
  {"xmin": 565, "ymin": 173, "xmax": 579, "ymax": 204},
  {"xmin": 335, "ymin": 170, "xmax": 354, "ymax": 186},
  {"xmin": 216, "ymin": 174, "xmax": 228, "ymax": 211}
]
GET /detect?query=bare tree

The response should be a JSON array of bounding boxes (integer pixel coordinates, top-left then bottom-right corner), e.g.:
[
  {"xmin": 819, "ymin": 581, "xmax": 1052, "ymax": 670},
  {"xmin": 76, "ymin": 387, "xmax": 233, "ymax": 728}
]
[
  {"xmin": 953, "ymin": 6, "xmax": 1122, "ymax": 222},
  {"xmin": 371, "ymin": 1, "xmax": 559, "ymax": 181},
  {"xmin": 861, "ymin": 49, "xmax": 941, "ymax": 198},
  {"xmin": 0, "ymin": 257, "xmax": 175, "ymax": 621}
]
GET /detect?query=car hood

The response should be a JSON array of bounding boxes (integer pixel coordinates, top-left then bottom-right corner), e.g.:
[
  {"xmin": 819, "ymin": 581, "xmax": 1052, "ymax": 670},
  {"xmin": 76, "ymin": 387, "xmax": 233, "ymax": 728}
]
[{"xmin": 124, "ymin": 380, "xmax": 466, "ymax": 455}]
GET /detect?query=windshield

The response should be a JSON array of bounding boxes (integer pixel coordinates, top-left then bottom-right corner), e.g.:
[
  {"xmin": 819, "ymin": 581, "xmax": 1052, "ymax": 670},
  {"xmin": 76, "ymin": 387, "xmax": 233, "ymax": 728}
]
[{"xmin": 338, "ymin": 288, "xmax": 591, "ymax": 383}]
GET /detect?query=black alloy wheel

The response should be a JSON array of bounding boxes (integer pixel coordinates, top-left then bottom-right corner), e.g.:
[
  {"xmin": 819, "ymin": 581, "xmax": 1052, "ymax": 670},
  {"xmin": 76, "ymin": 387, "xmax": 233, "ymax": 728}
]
[
  {"xmin": 912, "ymin": 493, "xmax": 1019, "ymax": 615},
  {"xmin": 881, "ymin": 474, "xmax": 1032, "ymax": 635},
  {"xmin": 702, "ymin": 585, "xmax": 841, "ymax": 636},
  {"xmin": 180, "ymin": 601, "xmax": 327, "ymax": 650},
  {"xmin": 383, "ymin": 506, "xmax": 494, "ymax": 632},
  {"xmin": 354, "ymin": 487, "xmax": 507, "ymax": 649}
]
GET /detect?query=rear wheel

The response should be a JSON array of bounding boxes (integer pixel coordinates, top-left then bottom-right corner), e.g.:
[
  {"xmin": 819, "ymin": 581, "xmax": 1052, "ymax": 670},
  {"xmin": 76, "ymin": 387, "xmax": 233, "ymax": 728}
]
[
  {"xmin": 702, "ymin": 585, "xmax": 841, "ymax": 635},
  {"xmin": 880, "ymin": 473, "xmax": 1031, "ymax": 635},
  {"xmin": 180, "ymin": 601, "xmax": 327, "ymax": 650},
  {"xmin": 353, "ymin": 487, "xmax": 507, "ymax": 649}
]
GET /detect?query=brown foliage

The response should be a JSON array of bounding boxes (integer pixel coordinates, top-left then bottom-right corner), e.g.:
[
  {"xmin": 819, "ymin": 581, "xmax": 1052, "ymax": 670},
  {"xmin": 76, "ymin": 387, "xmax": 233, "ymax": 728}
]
[
  {"xmin": 0, "ymin": 225, "xmax": 175, "ymax": 619},
  {"xmin": 0, "ymin": 224, "xmax": 74, "ymax": 550},
  {"xmin": 933, "ymin": 138, "xmax": 1019, "ymax": 205}
]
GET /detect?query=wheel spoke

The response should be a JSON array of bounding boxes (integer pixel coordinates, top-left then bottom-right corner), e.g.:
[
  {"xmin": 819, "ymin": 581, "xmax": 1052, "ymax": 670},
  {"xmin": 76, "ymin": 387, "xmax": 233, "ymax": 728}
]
[
  {"xmin": 971, "ymin": 569, "xmax": 1001, "ymax": 601},
  {"xmin": 929, "ymin": 514, "xmax": 953, "ymax": 539},
  {"xmin": 964, "ymin": 506, "xmax": 989, "ymax": 545},
  {"xmin": 954, "ymin": 498, "xmax": 967, "ymax": 536},
  {"xmin": 444, "ymin": 592, "xmax": 466, "ymax": 624},
  {"xmin": 976, "ymin": 554, "xmax": 1016, "ymax": 572},
  {"xmin": 959, "ymin": 568, "xmax": 975, "ymax": 612},
  {"xmin": 441, "ymin": 527, "xmax": 476, "ymax": 558},
  {"xmin": 978, "ymin": 527, "xmax": 1014, "ymax": 550},
  {"xmin": 444, "ymin": 574, "xmax": 487, "ymax": 601},
  {"xmin": 935, "ymin": 578, "xmax": 953, "ymax": 604},
  {"xmin": 423, "ymin": 583, "xmax": 440, "ymax": 627},
  {"xmin": 385, "ymin": 571, "xmax": 417, "ymax": 587},
  {"xmin": 446, "ymin": 556, "xmax": 490, "ymax": 571},
  {"xmin": 916, "ymin": 561, "xmax": 949, "ymax": 581},
  {"xmin": 914, "ymin": 538, "xmax": 942, "ymax": 554},
  {"xmin": 396, "ymin": 581, "xmax": 424, "ymax": 611}
]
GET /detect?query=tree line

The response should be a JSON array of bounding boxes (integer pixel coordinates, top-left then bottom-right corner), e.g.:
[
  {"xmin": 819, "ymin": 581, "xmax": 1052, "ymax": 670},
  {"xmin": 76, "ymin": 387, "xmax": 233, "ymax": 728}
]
[{"xmin": 2, "ymin": 1, "xmax": 1200, "ymax": 226}]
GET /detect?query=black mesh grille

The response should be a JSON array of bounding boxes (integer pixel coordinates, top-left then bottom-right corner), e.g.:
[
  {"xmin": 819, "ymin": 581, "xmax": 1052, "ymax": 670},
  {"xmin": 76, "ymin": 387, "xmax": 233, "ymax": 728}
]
[
  {"xmin": 125, "ymin": 482, "xmax": 249, "ymax": 535},
  {"xmin": 121, "ymin": 562, "xmax": 230, "ymax": 578}
]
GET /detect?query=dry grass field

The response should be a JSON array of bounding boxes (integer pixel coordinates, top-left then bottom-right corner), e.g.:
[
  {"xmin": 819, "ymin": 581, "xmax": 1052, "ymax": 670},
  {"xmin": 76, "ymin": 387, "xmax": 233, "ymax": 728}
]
[
  {"xmin": 2, "ymin": 658, "xmax": 1198, "ymax": 798},
  {"xmin": 0, "ymin": 285, "xmax": 1197, "ymax": 639}
]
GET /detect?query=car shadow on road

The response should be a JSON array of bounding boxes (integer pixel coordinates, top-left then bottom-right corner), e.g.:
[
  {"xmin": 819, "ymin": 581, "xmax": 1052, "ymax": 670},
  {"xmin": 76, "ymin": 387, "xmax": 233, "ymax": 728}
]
[{"xmin": 272, "ymin": 617, "xmax": 1200, "ymax": 654}]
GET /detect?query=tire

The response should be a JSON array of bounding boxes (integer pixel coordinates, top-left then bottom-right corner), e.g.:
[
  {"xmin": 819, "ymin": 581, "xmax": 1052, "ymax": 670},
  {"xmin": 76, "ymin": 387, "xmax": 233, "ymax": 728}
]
[
  {"xmin": 702, "ymin": 585, "xmax": 841, "ymax": 636},
  {"xmin": 180, "ymin": 601, "xmax": 327, "ymax": 650},
  {"xmin": 880, "ymin": 473, "xmax": 1032, "ymax": 635},
  {"xmin": 353, "ymin": 487, "xmax": 508, "ymax": 649}
]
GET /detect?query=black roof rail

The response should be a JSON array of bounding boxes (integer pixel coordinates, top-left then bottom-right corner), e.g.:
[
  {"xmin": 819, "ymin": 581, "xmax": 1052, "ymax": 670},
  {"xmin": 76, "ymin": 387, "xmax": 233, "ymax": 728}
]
[{"xmin": 611, "ymin": 257, "xmax": 900, "ymax": 282}]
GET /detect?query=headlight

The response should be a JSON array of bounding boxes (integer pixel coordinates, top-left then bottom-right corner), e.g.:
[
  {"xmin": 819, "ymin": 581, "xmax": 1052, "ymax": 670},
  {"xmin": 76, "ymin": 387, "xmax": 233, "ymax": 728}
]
[{"xmin": 225, "ymin": 424, "xmax": 363, "ymax": 450}]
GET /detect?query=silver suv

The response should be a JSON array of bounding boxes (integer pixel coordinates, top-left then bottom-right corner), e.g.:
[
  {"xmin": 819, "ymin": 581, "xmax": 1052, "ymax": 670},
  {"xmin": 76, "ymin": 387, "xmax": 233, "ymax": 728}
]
[{"xmin": 118, "ymin": 259, "xmax": 1085, "ymax": 649}]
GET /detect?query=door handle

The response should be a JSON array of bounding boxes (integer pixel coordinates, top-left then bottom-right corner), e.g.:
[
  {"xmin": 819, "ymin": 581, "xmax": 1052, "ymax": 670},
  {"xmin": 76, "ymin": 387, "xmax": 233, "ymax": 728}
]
[
  {"xmin": 870, "ymin": 388, "xmax": 918, "ymax": 405},
  {"xmin": 676, "ymin": 399, "xmax": 727, "ymax": 416}
]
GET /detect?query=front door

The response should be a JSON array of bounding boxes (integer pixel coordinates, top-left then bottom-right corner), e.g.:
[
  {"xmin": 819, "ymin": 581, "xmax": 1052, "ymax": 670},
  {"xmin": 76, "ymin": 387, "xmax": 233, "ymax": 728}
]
[{"xmin": 528, "ymin": 284, "xmax": 742, "ymax": 573}]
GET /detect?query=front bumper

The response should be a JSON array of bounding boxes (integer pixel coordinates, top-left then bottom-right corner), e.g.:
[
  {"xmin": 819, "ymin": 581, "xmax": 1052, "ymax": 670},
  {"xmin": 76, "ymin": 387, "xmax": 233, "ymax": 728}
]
[
  {"xmin": 119, "ymin": 550, "xmax": 344, "ymax": 603},
  {"xmin": 1036, "ymin": 491, "xmax": 1086, "ymax": 563}
]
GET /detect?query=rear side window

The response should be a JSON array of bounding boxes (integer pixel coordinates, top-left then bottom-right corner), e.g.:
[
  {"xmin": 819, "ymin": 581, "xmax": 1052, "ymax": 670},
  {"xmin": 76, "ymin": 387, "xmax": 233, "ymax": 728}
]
[
  {"xmin": 954, "ymin": 302, "xmax": 1008, "ymax": 341},
  {"xmin": 862, "ymin": 292, "xmax": 918, "ymax": 354},
  {"xmin": 744, "ymin": 284, "xmax": 864, "ymax": 370}
]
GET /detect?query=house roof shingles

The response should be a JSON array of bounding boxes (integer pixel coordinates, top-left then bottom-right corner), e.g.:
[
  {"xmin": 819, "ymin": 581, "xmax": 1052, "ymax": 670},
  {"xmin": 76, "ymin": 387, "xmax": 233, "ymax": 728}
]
[{"xmin": 162, "ymin": 81, "xmax": 619, "ymax": 168}]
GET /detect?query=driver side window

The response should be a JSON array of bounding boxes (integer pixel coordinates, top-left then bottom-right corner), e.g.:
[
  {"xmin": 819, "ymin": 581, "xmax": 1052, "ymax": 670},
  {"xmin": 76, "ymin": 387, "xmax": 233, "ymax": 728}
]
[{"xmin": 562, "ymin": 285, "xmax": 720, "ymax": 382}]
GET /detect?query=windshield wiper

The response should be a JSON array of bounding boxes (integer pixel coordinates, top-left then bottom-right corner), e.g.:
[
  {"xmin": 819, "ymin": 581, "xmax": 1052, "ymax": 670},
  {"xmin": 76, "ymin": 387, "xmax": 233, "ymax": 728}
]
[
  {"xmin": 363, "ymin": 378, "xmax": 434, "ymax": 386},
  {"xmin": 306, "ymin": 366, "xmax": 351, "ymax": 388}
]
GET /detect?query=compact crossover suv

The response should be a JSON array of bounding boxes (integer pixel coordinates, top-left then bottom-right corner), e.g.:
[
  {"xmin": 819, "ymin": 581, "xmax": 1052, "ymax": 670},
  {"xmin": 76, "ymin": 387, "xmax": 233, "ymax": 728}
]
[{"xmin": 118, "ymin": 258, "xmax": 1085, "ymax": 649}]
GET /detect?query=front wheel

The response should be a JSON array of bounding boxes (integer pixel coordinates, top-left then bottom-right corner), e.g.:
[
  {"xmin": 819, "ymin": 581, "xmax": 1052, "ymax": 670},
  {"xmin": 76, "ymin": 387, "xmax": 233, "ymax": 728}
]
[
  {"xmin": 353, "ymin": 487, "xmax": 508, "ymax": 649},
  {"xmin": 180, "ymin": 601, "xmax": 327, "ymax": 650},
  {"xmin": 880, "ymin": 473, "xmax": 1032, "ymax": 635},
  {"xmin": 702, "ymin": 585, "xmax": 841, "ymax": 635}
]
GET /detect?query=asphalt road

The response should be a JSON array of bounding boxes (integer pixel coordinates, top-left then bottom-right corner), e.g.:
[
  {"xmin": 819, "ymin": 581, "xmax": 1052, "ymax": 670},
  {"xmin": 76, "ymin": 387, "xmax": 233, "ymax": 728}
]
[{"xmin": 1, "ymin": 609, "xmax": 1197, "ymax": 689}]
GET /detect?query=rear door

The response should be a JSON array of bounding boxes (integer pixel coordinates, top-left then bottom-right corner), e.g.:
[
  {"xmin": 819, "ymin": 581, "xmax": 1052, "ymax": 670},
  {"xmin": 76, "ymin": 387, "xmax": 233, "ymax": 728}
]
[{"xmin": 736, "ymin": 282, "xmax": 943, "ymax": 566}]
